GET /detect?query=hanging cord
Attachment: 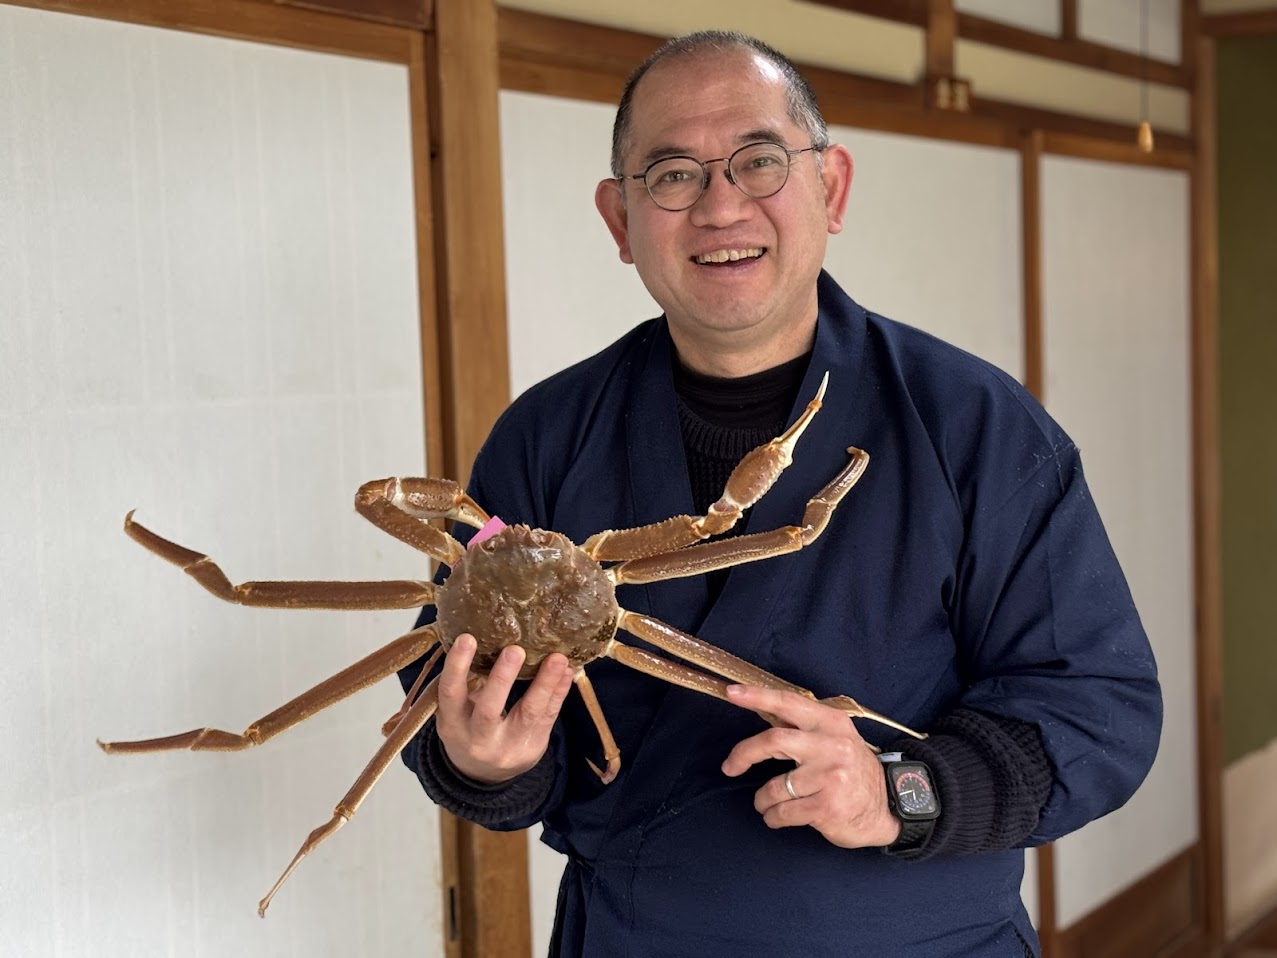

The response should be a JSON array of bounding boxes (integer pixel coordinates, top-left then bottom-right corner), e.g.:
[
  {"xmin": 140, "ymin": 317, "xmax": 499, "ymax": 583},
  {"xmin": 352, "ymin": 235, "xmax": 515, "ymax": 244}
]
[{"xmin": 1137, "ymin": 0, "xmax": 1155, "ymax": 152}]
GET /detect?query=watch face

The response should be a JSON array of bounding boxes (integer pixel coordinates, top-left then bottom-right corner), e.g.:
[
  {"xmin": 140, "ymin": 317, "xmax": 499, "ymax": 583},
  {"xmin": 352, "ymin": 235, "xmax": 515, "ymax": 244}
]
[{"xmin": 889, "ymin": 765, "xmax": 938, "ymax": 817}]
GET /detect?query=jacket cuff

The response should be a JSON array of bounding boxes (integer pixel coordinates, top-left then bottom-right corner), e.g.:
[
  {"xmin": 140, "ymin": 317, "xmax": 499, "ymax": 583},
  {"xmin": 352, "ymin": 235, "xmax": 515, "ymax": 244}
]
[
  {"xmin": 886, "ymin": 709, "xmax": 1053, "ymax": 860},
  {"xmin": 415, "ymin": 721, "xmax": 555, "ymax": 826}
]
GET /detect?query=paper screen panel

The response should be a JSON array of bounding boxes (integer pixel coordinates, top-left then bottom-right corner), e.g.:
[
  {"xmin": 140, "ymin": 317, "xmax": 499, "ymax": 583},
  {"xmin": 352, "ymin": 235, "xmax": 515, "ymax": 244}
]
[
  {"xmin": 1040, "ymin": 154, "xmax": 1196, "ymax": 927},
  {"xmin": 0, "ymin": 7, "xmax": 437, "ymax": 955},
  {"xmin": 956, "ymin": 0, "xmax": 1062, "ymax": 36}
]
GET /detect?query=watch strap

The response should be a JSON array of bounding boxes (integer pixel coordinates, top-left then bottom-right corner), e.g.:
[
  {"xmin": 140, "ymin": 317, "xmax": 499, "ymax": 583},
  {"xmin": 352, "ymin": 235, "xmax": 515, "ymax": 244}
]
[
  {"xmin": 884, "ymin": 817, "xmax": 935, "ymax": 856},
  {"xmin": 879, "ymin": 753, "xmax": 939, "ymax": 857}
]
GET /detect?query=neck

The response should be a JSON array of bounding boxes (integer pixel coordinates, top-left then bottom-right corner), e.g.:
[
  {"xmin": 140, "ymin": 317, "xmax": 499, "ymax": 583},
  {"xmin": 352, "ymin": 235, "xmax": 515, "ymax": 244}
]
[{"xmin": 668, "ymin": 315, "xmax": 817, "ymax": 379}]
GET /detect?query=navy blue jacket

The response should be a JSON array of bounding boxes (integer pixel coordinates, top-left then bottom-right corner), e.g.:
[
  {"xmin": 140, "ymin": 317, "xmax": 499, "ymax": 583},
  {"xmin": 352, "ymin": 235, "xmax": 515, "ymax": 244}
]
[{"xmin": 401, "ymin": 272, "xmax": 1162, "ymax": 957}]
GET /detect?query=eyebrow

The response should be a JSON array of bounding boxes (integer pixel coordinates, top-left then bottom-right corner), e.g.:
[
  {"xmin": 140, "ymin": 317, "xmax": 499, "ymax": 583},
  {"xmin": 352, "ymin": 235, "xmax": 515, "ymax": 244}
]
[{"xmin": 634, "ymin": 128, "xmax": 790, "ymax": 170}]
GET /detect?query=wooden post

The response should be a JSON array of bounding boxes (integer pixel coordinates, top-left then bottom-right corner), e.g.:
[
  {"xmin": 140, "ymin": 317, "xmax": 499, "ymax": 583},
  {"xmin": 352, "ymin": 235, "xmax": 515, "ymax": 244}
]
[
  {"xmin": 925, "ymin": 0, "xmax": 970, "ymax": 113},
  {"xmin": 1190, "ymin": 26, "xmax": 1226, "ymax": 955},
  {"xmin": 428, "ymin": 1, "xmax": 532, "ymax": 956}
]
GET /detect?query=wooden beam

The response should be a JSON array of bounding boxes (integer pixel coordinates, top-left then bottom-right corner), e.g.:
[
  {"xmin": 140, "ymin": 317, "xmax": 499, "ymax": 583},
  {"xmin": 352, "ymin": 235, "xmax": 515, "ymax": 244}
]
[
  {"xmin": 266, "ymin": 0, "xmax": 429, "ymax": 29},
  {"xmin": 1039, "ymin": 129, "xmax": 1193, "ymax": 170},
  {"xmin": 427, "ymin": 3, "xmax": 529, "ymax": 952},
  {"xmin": 407, "ymin": 31, "xmax": 446, "ymax": 524},
  {"xmin": 1181, "ymin": 0, "xmax": 1199, "ymax": 76},
  {"xmin": 1231, "ymin": 903, "xmax": 1277, "ymax": 952},
  {"xmin": 1061, "ymin": 0, "xmax": 1077, "ymax": 42},
  {"xmin": 1190, "ymin": 31, "xmax": 1226, "ymax": 956},
  {"xmin": 804, "ymin": 0, "xmax": 1193, "ymax": 86},
  {"xmin": 498, "ymin": 4, "xmax": 661, "ymax": 74},
  {"xmin": 1020, "ymin": 131, "xmax": 1044, "ymax": 410},
  {"xmin": 977, "ymin": 106, "xmax": 1190, "ymax": 163},
  {"xmin": 955, "ymin": 12, "xmax": 1191, "ymax": 88},
  {"xmin": 1018, "ymin": 131, "xmax": 1057, "ymax": 958},
  {"xmin": 1199, "ymin": 9, "xmax": 1277, "ymax": 37},
  {"xmin": 497, "ymin": 9, "xmax": 1192, "ymax": 164},
  {"xmin": 430, "ymin": 0, "xmax": 514, "ymax": 483},
  {"xmin": 926, "ymin": 0, "xmax": 956, "ymax": 79},
  {"xmin": 805, "ymin": 0, "xmax": 926, "ymax": 27},
  {"xmin": 1, "ymin": 0, "xmax": 415, "ymax": 62}
]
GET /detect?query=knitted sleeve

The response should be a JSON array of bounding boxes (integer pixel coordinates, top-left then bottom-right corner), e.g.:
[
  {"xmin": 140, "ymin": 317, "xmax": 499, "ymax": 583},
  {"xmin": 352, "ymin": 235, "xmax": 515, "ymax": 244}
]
[
  {"xmin": 886, "ymin": 708, "xmax": 1054, "ymax": 860},
  {"xmin": 410, "ymin": 719, "xmax": 557, "ymax": 827}
]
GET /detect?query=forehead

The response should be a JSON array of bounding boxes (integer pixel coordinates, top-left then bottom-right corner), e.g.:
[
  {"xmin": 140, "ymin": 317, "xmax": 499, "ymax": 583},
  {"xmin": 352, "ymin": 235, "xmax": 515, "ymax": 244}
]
[{"xmin": 625, "ymin": 50, "xmax": 800, "ymax": 153}]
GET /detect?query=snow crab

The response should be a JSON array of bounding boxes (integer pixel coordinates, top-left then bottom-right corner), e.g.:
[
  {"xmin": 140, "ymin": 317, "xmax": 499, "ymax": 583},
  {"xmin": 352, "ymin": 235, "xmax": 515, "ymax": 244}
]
[{"xmin": 98, "ymin": 373, "xmax": 923, "ymax": 915}]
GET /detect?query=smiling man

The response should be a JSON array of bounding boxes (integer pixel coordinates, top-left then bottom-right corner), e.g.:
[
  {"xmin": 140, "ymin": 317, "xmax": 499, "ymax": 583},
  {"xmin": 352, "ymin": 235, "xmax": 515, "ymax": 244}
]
[
  {"xmin": 594, "ymin": 46, "xmax": 849, "ymax": 378},
  {"xmin": 399, "ymin": 32, "xmax": 1161, "ymax": 958}
]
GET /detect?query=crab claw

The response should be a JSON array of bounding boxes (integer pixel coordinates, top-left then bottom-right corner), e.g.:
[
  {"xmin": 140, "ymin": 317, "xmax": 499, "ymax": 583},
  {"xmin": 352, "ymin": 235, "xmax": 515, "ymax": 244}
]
[{"xmin": 586, "ymin": 755, "xmax": 620, "ymax": 785}]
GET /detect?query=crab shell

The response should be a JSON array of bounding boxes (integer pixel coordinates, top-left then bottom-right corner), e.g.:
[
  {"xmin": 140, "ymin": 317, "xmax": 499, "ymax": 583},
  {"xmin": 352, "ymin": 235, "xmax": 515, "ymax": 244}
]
[{"xmin": 434, "ymin": 524, "xmax": 619, "ymax": 678}]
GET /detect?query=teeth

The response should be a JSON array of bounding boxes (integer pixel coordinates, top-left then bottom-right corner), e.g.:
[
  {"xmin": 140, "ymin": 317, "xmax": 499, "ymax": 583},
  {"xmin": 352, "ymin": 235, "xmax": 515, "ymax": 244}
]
[{"xmin": 695, "ymin": 247, "xmax": 763, "ymax": 265}]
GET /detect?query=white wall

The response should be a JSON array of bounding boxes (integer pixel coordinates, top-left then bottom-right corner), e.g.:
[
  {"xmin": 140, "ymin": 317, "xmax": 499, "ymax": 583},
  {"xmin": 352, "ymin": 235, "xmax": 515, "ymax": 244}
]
[
  {"xmin": 0, "ymin": 7, "xmax": 439, "ymax": 955},
  {"xmin": 956, "ymin": 0, "xmax": 1061, "ymax": 36}
]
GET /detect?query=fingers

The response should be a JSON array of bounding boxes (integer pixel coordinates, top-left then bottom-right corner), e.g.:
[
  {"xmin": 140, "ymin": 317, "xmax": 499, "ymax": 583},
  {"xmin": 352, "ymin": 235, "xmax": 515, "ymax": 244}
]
[
  {"xmin": 721, "ymin": 725, "xmax": 812, "ymax": 777},
  {"xmin": 756, "ymin": 768, "xmax": 813, "ymax": 816},
  {"xmin": 438, "ymin": 633, "xmax": 478, "ymax": 716},
  {"xmin": 726, "ymin": 684, "xmax": 851, "ymax": 734},
  {"xmin": 469, "ymin": 644, "xmax": 526, "ymax": 731},
  {"xmin": 760, "ymin": 791, "xmax": 821, "ymax": 830},
  {"xmin": 435, "ymin": 636, "xmax": 575, "ymax": 785},
  {"xmin": 512, "ymin": 653, "xmax": 575, "ymax": 726}
]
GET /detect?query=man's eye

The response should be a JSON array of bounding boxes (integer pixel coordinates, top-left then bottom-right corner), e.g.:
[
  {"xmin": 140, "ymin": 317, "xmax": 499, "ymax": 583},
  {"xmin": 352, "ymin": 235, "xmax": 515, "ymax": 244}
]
[
  {"xmin": 655, "ymin": 169, "xmax": 694, "ymax": 185},
  {"xmin": 747, "ymin": 153, "xmax": 782, "ymax": 169}
]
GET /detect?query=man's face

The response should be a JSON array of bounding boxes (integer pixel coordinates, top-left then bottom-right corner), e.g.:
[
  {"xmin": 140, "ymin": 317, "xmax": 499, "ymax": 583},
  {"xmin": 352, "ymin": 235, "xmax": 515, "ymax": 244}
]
[{"xmin": 596, "ymin": 50, "xmax": 851, "ymax": 369}]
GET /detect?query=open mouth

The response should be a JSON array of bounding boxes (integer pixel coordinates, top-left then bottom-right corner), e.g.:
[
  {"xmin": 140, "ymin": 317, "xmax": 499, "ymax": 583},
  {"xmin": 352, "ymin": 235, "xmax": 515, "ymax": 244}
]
[{"xmin": 692, "ymin": 247, "xmax": 766, "ymax": 266}]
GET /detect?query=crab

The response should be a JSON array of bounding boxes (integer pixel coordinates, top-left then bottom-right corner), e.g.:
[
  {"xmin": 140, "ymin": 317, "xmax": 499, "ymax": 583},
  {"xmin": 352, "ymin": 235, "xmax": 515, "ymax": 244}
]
[{"xmin": 97, "ymin": 373, "xmax": 923, "ymax": 916}]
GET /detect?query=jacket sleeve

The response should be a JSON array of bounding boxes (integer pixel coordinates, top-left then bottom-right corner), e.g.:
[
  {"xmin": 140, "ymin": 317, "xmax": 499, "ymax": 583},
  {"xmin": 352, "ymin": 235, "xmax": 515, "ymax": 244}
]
[{"xmin": 939, "ymin": 441, "xmax": 1163, "ymax": 843}]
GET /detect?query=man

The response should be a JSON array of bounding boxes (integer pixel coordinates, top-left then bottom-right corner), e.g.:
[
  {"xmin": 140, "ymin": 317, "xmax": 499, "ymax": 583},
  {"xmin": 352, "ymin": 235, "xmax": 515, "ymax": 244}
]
[{"xmin": 399, "ymin": 31, "xmax": 1161, "ymax": 957}]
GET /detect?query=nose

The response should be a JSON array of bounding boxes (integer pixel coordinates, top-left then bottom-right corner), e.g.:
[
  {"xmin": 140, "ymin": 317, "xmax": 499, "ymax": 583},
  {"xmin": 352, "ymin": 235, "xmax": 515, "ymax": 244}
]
[{"xmin": 688, "ymin": 159, "xmax": 751, "ymax": 228}]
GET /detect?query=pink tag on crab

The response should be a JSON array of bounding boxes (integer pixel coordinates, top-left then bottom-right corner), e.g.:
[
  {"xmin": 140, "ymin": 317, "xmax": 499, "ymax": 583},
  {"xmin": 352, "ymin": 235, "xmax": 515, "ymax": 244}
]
[{"xmin": 468, "ymin": 515, "xmax": 507, "ymax": 548}]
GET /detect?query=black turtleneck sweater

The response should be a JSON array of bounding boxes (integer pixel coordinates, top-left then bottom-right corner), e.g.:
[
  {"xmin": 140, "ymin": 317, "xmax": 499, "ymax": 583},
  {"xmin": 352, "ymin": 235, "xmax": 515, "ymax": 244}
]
[{"xmin": 672, "ymin": 350, "xmax": 809, "ymax": 605}]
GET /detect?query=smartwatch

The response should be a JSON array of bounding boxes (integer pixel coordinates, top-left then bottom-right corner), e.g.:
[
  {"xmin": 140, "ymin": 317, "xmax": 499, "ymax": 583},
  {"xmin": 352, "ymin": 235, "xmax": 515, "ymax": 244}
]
[{"xmin": 878, "ymin": 751, "xmax": 941, "ymax": 856}]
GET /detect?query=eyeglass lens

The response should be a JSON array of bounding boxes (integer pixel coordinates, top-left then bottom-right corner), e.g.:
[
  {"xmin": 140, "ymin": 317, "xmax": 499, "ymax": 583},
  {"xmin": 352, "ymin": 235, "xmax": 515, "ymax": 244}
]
[{"xmin": 644, "ymin": 143, "xmax": 794, "ymax": 211}]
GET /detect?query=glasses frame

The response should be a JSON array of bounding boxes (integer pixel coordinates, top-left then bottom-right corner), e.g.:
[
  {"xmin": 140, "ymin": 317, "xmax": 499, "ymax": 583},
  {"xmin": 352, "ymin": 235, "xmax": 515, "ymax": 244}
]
[{"xmin": 619, "ymin": 142, "xmax": 824, "ymax": 212}]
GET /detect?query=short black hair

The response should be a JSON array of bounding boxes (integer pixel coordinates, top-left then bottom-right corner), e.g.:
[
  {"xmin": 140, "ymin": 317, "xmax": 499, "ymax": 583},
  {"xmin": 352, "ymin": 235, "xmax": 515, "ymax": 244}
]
[{"xmin": 610, "ymin": 30, "xmax": 829, "ymax": 178}]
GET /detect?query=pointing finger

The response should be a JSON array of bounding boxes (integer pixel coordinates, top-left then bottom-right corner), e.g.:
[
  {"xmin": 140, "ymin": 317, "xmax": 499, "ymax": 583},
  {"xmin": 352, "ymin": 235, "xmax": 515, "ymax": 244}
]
[{"xmin": 726, "ymin": 685, "xmax": 844, "ymax": 733}]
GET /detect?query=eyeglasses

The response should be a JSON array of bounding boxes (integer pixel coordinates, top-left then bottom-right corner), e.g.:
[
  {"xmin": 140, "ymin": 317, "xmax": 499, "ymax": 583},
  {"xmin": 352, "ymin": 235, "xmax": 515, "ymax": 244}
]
[{"xmin": 620, "ymin": 142, "xmax": 823, "ymax": 212}]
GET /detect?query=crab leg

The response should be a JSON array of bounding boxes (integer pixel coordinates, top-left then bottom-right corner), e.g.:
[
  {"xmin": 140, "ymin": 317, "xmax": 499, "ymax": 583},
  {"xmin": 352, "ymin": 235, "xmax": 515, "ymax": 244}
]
[
  {"xmin": 617, "ymin": 611, "xmax": 924, "ymax": 739},
  {"xmin": 258, "ymin": 673, "xmax": 442, "ymax": 916},
  {"xmin": 620, "ymin": 610, "xmax": 807, "ymax": 695},
  {"xmin": 608, "ymin": 641, "xmax": 736, "ymax": 705},
  {"xmin": 381, "ymin": 642, "xmax": 445, "ymax": 736},
  {"xmin": 582, "ymin": 372, "xmax": 831, "ymax": 562},
  {"xmin": 125, "ymin": 512, "xmax": 438, "ymax": 609},
  {"xmin": 98, "ymin": 626, "xmax": 440, "ymax": 754},
  {"xmin": 355, "ymin": 478, "xmax": 489, "ymax": 567},
  {"xmin": 573, "ymin": 671, "xmax": 621, "ymax": 783},
  {"xmin": 355, "ymin": 477, "xmax": 482, "ymax": 567},
  {"xmin": 610, "ymin": 526, "xmax": 803, "ymax": 585},
  {"xmin": 606, "ymin": 448, "xmax": 869, "ymax": 586}
]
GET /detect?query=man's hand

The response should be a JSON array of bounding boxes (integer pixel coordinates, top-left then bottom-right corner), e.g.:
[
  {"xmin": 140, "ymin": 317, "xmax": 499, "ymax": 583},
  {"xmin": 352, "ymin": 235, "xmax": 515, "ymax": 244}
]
[
  {"xmin": 435, "ymin": 633, "xmax": 575, "ymax": 785},
  {"xmin": 721, "ymin": 685, "xmax": 902, "ymax": 848}
]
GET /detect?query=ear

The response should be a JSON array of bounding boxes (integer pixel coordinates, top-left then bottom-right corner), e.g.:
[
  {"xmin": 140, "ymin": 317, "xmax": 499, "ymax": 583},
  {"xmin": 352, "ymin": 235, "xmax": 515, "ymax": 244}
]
[
  {"xmin": 820, "ymin": 144, "xmax": 853, "ymax": 236},
  {"xmin": 595, "ymin": 178, "xmax": 634, "ymax": 265}
]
